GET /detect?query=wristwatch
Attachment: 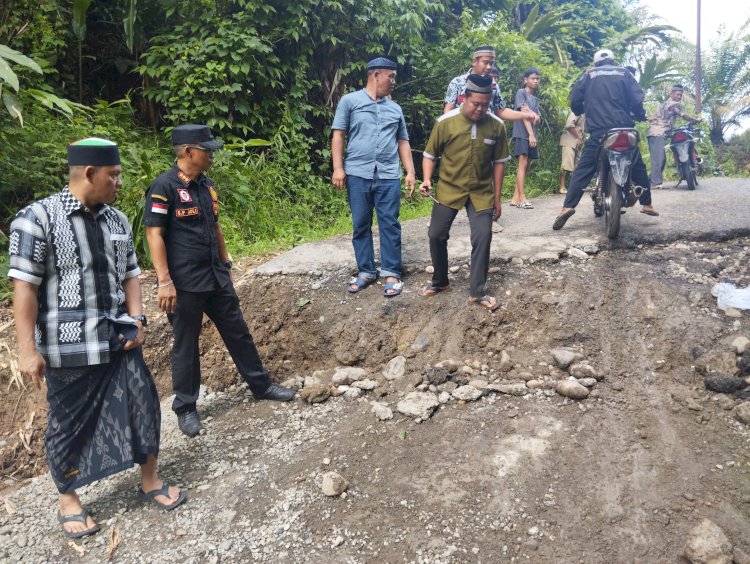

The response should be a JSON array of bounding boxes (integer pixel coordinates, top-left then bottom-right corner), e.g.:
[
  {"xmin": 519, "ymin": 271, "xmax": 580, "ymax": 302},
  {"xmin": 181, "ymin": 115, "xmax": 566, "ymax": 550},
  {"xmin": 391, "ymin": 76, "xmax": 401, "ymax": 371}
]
[{"xmin": 132, "ymin": 315, "xmax": 148, "ymax": 327}]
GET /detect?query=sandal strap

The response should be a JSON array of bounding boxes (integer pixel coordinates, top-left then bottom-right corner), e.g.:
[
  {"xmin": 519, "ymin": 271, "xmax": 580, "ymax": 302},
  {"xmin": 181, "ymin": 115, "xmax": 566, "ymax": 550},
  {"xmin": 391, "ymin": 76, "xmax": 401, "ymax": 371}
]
[
  {"xmin": 142, "ymin": 482, "xmax": 171, "ymax": 498},
  {"xmin": 57, "ymin": 508, "xmax": 91, "ymax": 524}
]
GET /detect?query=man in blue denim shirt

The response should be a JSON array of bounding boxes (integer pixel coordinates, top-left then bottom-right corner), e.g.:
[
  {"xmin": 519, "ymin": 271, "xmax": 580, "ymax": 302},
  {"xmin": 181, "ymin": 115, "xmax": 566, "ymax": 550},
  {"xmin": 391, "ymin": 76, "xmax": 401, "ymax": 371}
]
[{"xmin": 331, "ymin": 57, "xmax": 416, "ymax": 297}]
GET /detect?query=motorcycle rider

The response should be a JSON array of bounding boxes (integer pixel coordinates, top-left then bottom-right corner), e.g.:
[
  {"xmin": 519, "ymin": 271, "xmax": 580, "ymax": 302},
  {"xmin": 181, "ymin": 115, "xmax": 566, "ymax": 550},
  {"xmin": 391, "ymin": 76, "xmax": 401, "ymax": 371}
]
[
  {"xmin": 553, "ymin": 49, "xmax": 658, "ymax": 231},
  {"xmin": 647, "ymin": 84, "xmax": 702, "ymax": 189}
]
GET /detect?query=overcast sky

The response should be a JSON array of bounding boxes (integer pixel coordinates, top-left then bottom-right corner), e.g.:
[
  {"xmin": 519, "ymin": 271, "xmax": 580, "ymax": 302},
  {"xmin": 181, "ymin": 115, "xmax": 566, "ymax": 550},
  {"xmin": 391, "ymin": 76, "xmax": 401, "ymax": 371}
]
[{"xmin": 638, "ymin": 0, "xmax": 749, "ymax": 44}]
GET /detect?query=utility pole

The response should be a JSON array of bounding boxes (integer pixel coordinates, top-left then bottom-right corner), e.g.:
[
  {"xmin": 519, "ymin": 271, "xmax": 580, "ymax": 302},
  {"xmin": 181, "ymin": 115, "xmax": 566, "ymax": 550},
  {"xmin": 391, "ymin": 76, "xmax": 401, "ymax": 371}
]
[{"xmin": 695, "ymin": 0, "xmax": 702, "ymax": 113}]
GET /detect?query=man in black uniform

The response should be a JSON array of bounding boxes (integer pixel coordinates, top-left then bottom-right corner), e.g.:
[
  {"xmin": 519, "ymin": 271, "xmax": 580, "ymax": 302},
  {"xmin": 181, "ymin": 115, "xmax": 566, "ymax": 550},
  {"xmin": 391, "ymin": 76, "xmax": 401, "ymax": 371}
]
[
  {"xmin": 552, "ymin": 49, "xmax": 659, "ymax": 230},
  {"xmin": 144, "ymin": 125, "xmax": 295, "ymax": 438}
]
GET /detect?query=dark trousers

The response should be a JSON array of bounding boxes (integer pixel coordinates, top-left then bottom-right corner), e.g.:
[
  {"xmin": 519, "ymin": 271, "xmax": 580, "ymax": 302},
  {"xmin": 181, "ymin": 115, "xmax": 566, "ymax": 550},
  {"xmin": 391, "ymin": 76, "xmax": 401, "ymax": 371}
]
[
  {"xmin": 168, "ymin": 285, "xmax": 271, "ymax": 414},
  {"xmin": 563, "ymin": 135, "xmax": 652, "ymax": 209},
  {"xmin": 428, "ymin": 199, "xmax": 493, "ymax": 298}
]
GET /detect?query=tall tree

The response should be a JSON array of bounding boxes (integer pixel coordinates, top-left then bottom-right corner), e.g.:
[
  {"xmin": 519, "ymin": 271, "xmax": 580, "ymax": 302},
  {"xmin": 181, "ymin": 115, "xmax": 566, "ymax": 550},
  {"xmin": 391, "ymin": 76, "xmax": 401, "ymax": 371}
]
[{"xmin": 700, "ymin": 22, "xmax": 750, "ymax": 144}]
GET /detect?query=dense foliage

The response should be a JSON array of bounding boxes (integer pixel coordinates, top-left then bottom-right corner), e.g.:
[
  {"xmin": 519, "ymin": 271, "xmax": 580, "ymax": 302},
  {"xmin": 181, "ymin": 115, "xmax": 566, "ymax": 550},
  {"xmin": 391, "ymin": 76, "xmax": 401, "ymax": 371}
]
[{"xmin": 0, "ymin": 0, "xmax": 748, "ymax": 294}]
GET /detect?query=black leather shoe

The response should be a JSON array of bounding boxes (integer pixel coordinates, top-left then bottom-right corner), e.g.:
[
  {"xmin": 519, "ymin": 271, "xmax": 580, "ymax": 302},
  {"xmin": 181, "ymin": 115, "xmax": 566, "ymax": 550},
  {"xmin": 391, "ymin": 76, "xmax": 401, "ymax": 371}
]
[
  {"xmin": 254, "ymin": 383, "xmax": 296, "ymax": 402},
  {"xmin": 177, "ymin": 411, "xmax": 202, "ymax": 437}
]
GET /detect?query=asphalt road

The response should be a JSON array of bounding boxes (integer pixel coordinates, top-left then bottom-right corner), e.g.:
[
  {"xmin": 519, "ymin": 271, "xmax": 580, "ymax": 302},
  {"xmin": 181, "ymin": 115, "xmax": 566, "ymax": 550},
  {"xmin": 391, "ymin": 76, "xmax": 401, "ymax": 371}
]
[{"xmin": 255, "ymin": 177, "xmax": 750, "ymax": 275}]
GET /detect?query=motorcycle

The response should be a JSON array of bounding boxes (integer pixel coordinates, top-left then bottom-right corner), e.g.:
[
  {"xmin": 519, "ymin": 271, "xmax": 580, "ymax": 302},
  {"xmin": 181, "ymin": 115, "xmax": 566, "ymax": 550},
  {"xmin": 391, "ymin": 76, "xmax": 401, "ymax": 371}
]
[
  {"xmin": 590, "ymin": 128, "xmax": 646, "ymax": 239},
  {"xmin": 667, "ymin": 124, "xmax": 702, "ymax": 190}
]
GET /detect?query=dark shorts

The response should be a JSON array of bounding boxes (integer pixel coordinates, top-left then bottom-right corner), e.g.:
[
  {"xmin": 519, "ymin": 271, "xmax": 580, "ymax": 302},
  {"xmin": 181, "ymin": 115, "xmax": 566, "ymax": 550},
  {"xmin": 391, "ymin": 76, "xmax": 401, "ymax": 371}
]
[{"xmin": 514, "ymin": 138, "xmax": 539, "ymax": 159}]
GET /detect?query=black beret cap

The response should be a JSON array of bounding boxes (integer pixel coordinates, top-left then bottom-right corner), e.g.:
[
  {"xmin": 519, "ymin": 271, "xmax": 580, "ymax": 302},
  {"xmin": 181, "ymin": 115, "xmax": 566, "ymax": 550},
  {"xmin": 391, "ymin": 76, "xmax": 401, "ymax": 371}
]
[
  {"xmin": 171, "ymin": 124, "xmax": 223, "ymax": 150},
  {"xmin": 67, "ymin": 137, "xmax": 121, "ymax": 166},
  {"xmin": 367, "ymin": 57, "xmax": 397, "ymax": 71}
]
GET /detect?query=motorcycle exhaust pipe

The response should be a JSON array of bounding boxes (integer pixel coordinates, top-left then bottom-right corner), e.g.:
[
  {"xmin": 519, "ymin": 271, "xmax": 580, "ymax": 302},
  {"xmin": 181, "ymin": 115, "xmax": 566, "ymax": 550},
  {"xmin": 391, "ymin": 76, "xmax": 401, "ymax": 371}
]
[
  {"xmin": 632, "ymin": 185, "xmax": 645, "ymax": 198},
  {"xmin": 696, "ymin": 157, "xmax": 704, "ymax": 164}
]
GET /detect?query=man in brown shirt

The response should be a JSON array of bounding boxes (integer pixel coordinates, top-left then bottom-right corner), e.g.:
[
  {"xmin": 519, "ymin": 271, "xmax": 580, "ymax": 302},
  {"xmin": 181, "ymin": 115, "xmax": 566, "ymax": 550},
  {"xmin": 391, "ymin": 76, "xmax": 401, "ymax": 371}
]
[{"xmin": 417, "ymin": 74, "xmax": 510, "ymax": 311}]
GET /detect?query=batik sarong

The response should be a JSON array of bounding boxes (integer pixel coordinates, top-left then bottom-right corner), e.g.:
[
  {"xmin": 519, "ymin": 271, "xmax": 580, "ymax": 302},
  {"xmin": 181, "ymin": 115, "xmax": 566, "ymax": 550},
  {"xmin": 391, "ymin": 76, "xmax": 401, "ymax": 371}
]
[{"xmin": 44, "ymin": 348, "xmax": 161, "ymax": 493}]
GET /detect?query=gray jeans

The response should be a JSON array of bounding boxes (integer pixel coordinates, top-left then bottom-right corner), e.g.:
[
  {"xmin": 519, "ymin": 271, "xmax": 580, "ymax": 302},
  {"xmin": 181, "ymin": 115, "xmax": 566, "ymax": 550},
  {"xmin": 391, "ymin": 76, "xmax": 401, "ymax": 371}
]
[
  {"xmin": 647, "ymin": 135, "xmax": 667, "ymax": 186},
  {"xmin": 428, "ymin": 198, "xmax": 493, "ymax": 298}
]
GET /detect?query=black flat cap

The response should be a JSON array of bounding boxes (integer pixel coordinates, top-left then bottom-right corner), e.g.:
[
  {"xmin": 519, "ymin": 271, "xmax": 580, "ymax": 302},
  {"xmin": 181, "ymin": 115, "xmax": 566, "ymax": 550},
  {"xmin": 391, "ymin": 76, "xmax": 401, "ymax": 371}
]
[{"xmin": 171, "ymin": 124, "xmax": 223, "ymax": 150}]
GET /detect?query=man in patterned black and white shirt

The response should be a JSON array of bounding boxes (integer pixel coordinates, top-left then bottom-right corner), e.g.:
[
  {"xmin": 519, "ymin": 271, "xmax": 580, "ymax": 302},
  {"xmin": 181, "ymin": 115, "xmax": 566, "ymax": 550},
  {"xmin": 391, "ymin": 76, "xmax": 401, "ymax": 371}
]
[{"xmin": 9, "ymin": 138, "xmax": 185, "ymax": 539}]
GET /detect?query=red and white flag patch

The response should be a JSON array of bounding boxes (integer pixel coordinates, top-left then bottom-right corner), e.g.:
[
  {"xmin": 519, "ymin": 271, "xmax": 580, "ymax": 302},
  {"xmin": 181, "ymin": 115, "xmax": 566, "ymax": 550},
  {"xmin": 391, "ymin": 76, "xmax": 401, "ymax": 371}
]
[{"xmin": 151, "ymin": 202, "xmax": 168, "ymax": 215}]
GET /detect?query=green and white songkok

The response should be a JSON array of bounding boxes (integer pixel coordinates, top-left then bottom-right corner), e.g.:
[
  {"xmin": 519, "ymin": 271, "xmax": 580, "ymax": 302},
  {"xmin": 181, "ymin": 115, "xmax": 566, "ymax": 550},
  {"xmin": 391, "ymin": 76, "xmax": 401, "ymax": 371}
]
[{"xmin": 67, "ymin": 137, "xmax": 121, "ymax": 166}]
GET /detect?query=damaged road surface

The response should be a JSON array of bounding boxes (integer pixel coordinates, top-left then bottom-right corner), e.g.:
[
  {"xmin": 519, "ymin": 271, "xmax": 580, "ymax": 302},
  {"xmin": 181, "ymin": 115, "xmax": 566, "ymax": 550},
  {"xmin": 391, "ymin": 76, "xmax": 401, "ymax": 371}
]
[{"xmin": 0, "ymin": 178, "xmax": 749, "ymax": 563}]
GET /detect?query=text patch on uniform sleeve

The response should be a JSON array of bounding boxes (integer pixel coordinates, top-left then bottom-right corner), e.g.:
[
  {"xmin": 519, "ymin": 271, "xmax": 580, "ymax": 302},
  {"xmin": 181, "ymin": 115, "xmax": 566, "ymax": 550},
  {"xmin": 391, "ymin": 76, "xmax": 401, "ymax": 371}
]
[
  {"xmin": 175, "ymin": 207, "xmax": 199, "ymax": 218},
  {"xmin": 151, "ymin": 202, "xmax": 169, "ymax": 215}
]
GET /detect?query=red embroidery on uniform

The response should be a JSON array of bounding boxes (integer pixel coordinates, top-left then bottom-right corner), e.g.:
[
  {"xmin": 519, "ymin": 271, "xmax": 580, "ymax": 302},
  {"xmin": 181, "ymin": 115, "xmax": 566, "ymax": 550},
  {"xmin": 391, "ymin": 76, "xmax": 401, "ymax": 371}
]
[
  {"xmin": 177, "ymin": 171, "xmax": 191, "ymax": 186},
  {"xmin": 175, "ymin": 207, "xmax": 199, "ymax": 218},
  {"xmin": 209, "ymin": 186, "xmax": 219, "ymax": 202},
  {"xmin": 177, "ymin": 188, "xmax": 193, "ymax": 203}
]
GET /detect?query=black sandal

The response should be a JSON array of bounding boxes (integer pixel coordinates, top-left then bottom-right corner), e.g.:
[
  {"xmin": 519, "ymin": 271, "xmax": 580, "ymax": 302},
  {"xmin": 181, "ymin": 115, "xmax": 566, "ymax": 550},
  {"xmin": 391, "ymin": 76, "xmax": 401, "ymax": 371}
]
[
  {"xmin": 57, "ymin": 508, "xmax": 101, "ymax": 539},
  {"xmin": 137, "ymin": 483, "xmax": 187, "ymax": 511}
]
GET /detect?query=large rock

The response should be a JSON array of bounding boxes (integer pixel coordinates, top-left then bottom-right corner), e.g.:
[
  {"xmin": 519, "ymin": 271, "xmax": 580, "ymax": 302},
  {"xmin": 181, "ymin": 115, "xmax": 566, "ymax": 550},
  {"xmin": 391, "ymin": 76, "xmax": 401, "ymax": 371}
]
[
  {"xmin": 452, "ymin": 385, "xmax": 483, "ymax": 402},
  {"xmin": 680, "ymin": 519, "xmax": 733, "ymax": 564},
  {"xmin": 550, "ymin": 348, "xmax": 584, "ymax": 370},
  {"xmin": 352, "ymin": 379, "xmax": 378, "ymax": 390},
  {"xmin": 487, "ymin": 382, "xmax": 529, "ymax": 396},
  {"xmin": 299, "ymin": 384, "xmax": 330, "ymax": 404},
  {"xmin": 567, "ymin": 247, "xmax": 590, "ymax": 260},
  {"xmin": 734, "ymin": 402, "xmax": 750, "ymax": 425},
  {"xmin": 569, "ymin": 362, "xmax": 601, "ymax": 380},
  {"xmin": 321, "ymin": 472, "xmax": 348, "ymax": 496},
  {"xmin": 332, "ymin": 366, "xmax": 367, "ymax": 386},
  {"xmin": 704, "ymin": 375, "xmax": 747, "ymax": 394},
  {"xmin": 425, "ymin": 367, "xmax": 451, "ymax": 386},
  {"xmin": 396, "ymin": 392, "xmax": 440, "ymax": 420},
  {"xmin": 371, "ymin": 402, "xmax": 393, "ymax": 421},
  {"xmin": 383, "ymin": 356, "xmax": 407, "ymax": 381},
  {"xmin": 556, "ymin": 379, "xmax": 590, "ymax": 400},
  {"xmin": 731, "ymin": 336, "xmax": 750, "ymax": 355},
  {"xmin": 435, "ymin": 359, "xmax": 459, "ymax": 373},
  {"xmin": 499, "ymin": 350, "xmax": 513, "ymax": 373}
]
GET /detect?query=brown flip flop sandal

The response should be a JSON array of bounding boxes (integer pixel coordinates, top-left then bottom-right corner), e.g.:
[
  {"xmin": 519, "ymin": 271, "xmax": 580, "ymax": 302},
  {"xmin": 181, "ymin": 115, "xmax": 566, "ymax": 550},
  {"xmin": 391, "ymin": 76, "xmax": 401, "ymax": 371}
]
[
  {"xmin": 468, "ymin": 295, "xmax": 501, "ymax": 311},
  {"xmin": 421, "ymin": 284, "xmax": 451, "ymax": 297},
  {"xmin": 552, "ymin": 208, "xmax": 576, "ymax": 230}
]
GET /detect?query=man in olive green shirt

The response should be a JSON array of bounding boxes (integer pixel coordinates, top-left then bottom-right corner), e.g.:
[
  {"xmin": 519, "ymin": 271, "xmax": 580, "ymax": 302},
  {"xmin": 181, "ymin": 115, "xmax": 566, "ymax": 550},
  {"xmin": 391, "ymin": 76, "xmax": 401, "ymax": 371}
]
[{"xmin": 416, "ymin": 74, "xmax": 510, "ymax": 311}]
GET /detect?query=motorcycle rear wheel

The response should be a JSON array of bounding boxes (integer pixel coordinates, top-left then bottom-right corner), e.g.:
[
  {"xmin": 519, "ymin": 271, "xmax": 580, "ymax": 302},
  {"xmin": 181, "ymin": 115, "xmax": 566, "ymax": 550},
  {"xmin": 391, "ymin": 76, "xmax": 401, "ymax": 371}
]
[
  {"xmin": 682, "ymin": 161, "xmax": 696, "ymax": 190},
  {"xmin": 604, "ymin": 174, "xmax": 622, "ymax": 239}
]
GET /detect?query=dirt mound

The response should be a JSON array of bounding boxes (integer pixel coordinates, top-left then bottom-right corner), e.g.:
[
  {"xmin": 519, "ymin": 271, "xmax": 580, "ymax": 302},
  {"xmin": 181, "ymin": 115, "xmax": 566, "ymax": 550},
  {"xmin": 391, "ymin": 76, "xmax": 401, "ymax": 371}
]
[{"xmin": 1, "ymin": 238, "xmax": 749, "ymax": 562}]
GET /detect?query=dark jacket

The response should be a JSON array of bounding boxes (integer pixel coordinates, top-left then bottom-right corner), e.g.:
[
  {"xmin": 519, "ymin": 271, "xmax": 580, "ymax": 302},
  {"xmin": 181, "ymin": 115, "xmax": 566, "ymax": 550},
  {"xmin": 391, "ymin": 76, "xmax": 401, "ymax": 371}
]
[{"xmin": 570, "ymin": 63, "xmax": 646, "ymax": 139}]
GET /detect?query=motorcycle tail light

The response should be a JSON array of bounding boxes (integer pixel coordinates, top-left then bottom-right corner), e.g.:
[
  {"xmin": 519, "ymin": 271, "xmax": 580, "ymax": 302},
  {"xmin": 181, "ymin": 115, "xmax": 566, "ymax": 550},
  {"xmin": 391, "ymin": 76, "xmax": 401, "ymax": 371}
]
[
  {"xmin": 603, "ymin": 131, "xmax": 637, "ymax": 151},
  {"xmin": 672, "ymin": 131, "xmax": 688, "ymax": 142}
]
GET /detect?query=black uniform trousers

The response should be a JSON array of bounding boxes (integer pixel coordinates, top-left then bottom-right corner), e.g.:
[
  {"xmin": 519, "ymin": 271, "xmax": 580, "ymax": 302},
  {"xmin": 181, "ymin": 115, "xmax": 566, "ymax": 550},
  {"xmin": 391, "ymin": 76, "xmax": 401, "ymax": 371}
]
[
  {"xmin": 168, "ymin": 284, "xmax": 271, "ymax": 414},
  {"xmin": 563, "ymin": 134, "xmax": 652, "ymax": 210},
  {"xmin": 428, "ymin": 199, "xmax": 493, "ymax": 299}
]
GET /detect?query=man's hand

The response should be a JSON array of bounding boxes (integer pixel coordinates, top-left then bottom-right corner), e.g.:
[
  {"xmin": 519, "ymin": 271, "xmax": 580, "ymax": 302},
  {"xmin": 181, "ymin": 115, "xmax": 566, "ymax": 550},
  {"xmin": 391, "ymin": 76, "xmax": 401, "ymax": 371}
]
[
  {"xmin": 523, "ymin": 109, "xmax": 540, "ymax": 125},
  {"xmin": 122, "ymin": 322, "xmax": 145, "ymax": 351},
  {"xmin": 332, "ymin": 168, "xmax": 347, "ymax": 190},
  {"xmin": 19, "ymin": 348, "xmax": 46, "ymax": 390},
  {"xmin": 157, "ymin": 283, "xmax": 177, "ymax": 314},
  {"xmin": 493, "ymin": 199, "xmax": 502, "ymax": 222},
  {"xmin": 529, "ymin": 134, "xmax": 537, "ymax": 148},
  {"xmin": 405, "ymin": 172, "xmax": 416, "ymax": 198},
  {"xmin": 418, "ymin": 179, "xmax": 432, "ymax": 197}
]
